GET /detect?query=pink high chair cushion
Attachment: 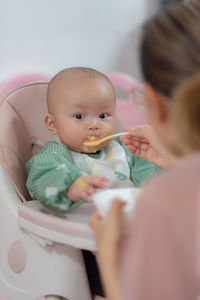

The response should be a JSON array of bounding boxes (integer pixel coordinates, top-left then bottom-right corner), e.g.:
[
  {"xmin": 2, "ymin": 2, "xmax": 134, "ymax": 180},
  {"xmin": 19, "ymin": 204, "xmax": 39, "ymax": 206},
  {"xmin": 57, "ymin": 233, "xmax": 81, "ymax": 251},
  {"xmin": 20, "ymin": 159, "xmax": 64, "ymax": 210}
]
[
  {"xmin": 0, "ymin": 72, "xmax": 50, "ymax": 101},
  {"xmin": 106, "ymin": 72, "xmax": 148, "ymax": 126},
  {"xmin": 0, "ymin": 82, "xmax": 59, "ymax": 201}
]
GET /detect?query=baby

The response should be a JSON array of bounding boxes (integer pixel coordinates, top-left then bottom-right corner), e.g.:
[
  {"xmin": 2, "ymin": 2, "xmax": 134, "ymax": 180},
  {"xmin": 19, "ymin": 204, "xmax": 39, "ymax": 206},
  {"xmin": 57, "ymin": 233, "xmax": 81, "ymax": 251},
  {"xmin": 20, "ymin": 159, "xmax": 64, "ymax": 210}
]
[{"xmin": 26, "ymin": 67, "xmax": 161, "ymax": 214}]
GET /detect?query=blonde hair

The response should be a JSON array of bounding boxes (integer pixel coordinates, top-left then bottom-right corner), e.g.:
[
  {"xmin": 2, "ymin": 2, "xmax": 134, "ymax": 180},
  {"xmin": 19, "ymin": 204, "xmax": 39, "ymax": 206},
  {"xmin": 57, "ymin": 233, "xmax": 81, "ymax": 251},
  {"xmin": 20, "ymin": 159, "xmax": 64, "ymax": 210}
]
[
  {"xmin": 173, "ymin": 74, "xmax": 200, "ymax": 151},
  {"xmin": 140, "ymin": 1, "xmax": 200, "ymax": 151}
]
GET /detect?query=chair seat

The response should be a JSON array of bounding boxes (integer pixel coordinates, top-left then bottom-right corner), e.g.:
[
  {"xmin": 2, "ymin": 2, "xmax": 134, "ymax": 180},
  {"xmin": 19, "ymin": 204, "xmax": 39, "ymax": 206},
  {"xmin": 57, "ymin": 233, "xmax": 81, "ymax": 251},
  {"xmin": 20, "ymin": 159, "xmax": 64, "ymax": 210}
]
[{"xmin": 18, "ymin": 201, "xmax": 96, "ymax": 251}]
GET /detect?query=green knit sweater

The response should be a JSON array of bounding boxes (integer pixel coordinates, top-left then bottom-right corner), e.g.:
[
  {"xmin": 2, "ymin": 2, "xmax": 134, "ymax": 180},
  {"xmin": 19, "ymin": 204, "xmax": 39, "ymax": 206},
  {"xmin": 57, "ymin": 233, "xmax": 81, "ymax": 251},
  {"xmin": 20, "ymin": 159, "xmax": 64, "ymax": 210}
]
[{"xmin": 26, "ymin": 140, "xmax": 161, "ymax": 214}]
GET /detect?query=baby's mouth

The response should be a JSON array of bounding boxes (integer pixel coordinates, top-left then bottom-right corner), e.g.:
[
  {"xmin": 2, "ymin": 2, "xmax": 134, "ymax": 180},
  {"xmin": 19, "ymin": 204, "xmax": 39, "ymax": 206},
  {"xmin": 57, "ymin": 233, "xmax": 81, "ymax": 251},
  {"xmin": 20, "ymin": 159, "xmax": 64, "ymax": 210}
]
[
  {"xmin": 84, "ymin": 135, "xmax": 99, "ymax": 143},
  {"xmin": 83, "ymin": 135, "xmax": 100, "ymax": 152}
]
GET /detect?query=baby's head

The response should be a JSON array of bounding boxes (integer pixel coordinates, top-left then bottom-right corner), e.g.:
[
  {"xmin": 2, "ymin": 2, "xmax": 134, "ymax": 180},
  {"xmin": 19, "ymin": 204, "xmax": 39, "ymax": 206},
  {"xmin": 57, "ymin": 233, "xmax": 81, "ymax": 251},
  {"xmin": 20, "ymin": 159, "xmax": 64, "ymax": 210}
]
[{"xmin": 45, "ymin": 67, "xmax": 116, "ymax": 153}]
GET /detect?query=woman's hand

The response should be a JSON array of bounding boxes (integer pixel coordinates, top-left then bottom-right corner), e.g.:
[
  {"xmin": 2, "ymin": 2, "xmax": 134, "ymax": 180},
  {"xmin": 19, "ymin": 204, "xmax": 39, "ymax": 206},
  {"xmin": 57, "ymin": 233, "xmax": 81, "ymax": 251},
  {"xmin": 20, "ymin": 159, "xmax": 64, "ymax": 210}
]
[
  {"xmin": 89, "ymin": 198, "xmax": 125, "ymax": 300},
  {"xmin": 120, "ymin": 125, "xmax": 176, "ymax": 169}
]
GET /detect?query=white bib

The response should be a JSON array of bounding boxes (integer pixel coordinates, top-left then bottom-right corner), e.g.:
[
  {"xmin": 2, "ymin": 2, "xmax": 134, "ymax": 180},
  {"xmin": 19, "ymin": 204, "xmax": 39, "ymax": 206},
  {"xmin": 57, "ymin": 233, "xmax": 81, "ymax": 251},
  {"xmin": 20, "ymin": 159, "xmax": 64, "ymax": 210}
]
[{"xmin": 70, "ymin": 141, "xmax": 133, "ymax": 188}]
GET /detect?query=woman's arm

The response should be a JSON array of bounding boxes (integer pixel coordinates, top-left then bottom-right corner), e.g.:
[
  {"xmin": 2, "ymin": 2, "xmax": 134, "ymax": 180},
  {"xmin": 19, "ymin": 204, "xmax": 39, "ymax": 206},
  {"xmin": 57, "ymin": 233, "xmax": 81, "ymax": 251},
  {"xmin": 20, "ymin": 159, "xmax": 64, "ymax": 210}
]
[{"xmin": 89, "ymin": 199, "xmax": 125, "ymax": 300}]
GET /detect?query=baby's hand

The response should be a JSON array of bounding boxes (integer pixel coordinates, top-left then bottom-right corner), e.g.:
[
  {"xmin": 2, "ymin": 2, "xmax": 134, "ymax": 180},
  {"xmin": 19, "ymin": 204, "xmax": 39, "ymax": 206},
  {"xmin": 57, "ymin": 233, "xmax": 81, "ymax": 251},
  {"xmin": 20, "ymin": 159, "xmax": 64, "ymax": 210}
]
[{"xmin": 67, "ymin": 175, "xmax": 108, "ymax": 202}]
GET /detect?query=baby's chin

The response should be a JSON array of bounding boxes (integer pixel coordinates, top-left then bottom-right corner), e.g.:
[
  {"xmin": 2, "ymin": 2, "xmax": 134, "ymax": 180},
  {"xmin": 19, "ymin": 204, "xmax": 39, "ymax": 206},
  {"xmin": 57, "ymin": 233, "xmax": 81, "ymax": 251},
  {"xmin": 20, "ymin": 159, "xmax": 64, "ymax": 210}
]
[
  {"xmin": 67, "ymin": 145, "xmax": 101, "ymax": 154},
  {"xmin": 82, "ymin": 145, "xmax": 102, "ymax": 154},
  {"xmin": 83, "ymin": 140, "xmax": 111, "ymax": 154}
]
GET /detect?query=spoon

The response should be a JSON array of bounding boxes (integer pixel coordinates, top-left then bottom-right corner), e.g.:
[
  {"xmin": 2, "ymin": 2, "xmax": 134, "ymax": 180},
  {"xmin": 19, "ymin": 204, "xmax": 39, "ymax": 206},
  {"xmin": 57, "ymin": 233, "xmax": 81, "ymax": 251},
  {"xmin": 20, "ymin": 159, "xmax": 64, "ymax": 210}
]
[{"xmin": 83, "ymin": 132, "xmax": 129, "ymax": 147}]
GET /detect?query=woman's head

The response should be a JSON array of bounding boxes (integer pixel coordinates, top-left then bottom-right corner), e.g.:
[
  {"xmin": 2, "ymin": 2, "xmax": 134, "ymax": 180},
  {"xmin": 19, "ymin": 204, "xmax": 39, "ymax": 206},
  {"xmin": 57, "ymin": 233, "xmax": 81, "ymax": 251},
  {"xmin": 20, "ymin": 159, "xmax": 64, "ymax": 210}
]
[
  {"xmin": 141, "ymin": 1, "xmax": 200, "ymax": 97},
  {"xmin": 140, "ymin": 2, "xmax": 200, "ymax": 156}
]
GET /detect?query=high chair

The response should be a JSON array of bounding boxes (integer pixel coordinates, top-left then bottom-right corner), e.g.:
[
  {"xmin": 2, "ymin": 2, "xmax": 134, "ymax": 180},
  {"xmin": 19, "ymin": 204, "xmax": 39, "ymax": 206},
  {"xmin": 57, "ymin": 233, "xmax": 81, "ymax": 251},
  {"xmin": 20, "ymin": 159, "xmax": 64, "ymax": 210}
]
[
  {"xmin": 0, "ymin": 79, "xmax": 96, "ymax": 300},
  {"xmin": 0, "ymin": 72, "xmax": 145, "ymax": 300}
]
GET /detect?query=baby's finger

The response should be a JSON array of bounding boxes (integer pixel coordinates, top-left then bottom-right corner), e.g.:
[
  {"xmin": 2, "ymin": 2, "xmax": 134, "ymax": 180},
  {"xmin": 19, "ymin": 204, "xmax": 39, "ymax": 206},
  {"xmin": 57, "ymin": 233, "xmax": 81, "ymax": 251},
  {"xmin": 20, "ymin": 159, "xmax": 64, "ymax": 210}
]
[
  {"xmin": 86, "ymin": 175, "xmax": 108, "ymax": 182},
  {"xmin": 81, "ymin": 190, "xmax": 92, "ymax": 202},
  {"xmin": 85, "ymin": 185, "xmax": 96, "ymax": 195},
  {"xmin": 86, "ymin": 175, "xmax": 108, "ymax": 188}
]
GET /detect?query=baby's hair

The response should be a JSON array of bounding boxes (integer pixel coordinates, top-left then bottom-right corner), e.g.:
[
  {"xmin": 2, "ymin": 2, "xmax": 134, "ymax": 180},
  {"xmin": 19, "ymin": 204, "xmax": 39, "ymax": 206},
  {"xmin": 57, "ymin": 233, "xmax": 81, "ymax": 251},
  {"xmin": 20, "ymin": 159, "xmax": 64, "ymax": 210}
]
[
  {"xmin": 140, "ymin": 1, "xmax": 200, "ymax": 151},
  {"xmin": 47, "ymin": 67, "xmax": 115, "ymax": 112}
]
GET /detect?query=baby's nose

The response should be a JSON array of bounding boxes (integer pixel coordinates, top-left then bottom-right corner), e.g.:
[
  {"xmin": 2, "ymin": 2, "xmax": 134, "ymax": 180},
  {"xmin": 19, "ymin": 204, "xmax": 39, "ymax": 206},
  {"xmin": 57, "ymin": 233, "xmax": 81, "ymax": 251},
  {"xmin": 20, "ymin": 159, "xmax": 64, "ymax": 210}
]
[{"xmin": 88, "ymin": 118, "xmax": 99, "ymax": 130}]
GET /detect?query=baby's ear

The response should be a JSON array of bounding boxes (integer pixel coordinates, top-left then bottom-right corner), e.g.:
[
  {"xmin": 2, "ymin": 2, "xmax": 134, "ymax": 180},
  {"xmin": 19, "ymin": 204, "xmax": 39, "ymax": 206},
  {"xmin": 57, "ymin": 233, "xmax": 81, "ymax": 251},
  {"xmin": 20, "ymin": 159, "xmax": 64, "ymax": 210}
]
[{"xmin": 45, "ymin": 114, "xmax": 57, "ymax": 135}]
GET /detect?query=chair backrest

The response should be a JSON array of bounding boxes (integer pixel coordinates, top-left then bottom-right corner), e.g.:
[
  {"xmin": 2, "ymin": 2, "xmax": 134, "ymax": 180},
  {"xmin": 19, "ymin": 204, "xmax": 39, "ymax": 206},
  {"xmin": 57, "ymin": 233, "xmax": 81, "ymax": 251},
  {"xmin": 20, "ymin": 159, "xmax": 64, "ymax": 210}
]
[
  {"xmin": 0, "ymin": 82, "xmax": 59, "ymax": 202},
  {"xmin": 0, "ymin": 72, "xmax": 50, "ymax": 102}
]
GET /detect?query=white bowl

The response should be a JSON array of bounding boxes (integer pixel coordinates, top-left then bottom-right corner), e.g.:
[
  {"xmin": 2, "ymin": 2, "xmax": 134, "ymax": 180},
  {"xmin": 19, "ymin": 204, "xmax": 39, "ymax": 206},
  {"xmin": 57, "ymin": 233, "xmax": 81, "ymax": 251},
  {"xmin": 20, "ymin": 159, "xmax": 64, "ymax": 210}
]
[{"xmin": 92, "ymin": 187, "xmax": 142, "ymax": 220}]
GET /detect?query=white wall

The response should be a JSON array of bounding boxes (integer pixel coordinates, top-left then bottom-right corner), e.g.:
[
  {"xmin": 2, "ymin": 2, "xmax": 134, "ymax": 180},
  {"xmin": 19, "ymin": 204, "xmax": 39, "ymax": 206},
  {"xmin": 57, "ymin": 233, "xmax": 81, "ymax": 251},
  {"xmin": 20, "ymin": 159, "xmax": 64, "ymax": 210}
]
[{"xmin": 0, "ymin": 0, "xmax": 159, "ymax": 81}]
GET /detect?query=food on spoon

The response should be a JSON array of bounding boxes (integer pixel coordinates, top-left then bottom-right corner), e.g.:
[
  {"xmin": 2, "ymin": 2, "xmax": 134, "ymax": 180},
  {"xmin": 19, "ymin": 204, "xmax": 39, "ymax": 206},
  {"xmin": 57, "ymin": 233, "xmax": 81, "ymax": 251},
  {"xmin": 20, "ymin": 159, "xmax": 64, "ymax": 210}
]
[
  {"xmin": 84, "ymin": 138, "xmax": 101, "ymax": 147},
  {"xmin": 88, "ymin": 136, "xmax": 96, "ymax": 141},
  {"xmin": 83, "ymin": 135, "xmax": 100, "ymax": 146}
]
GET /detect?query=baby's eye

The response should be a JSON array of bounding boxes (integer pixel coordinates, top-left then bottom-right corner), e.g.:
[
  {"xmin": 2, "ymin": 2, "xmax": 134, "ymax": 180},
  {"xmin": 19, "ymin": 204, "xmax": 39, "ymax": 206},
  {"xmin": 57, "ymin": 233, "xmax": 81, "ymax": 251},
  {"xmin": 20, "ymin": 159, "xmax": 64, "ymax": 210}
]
[
  {"xmin": 75, "ymin": 114, "xmax": 84, "ymax": 119},
  {"xmin": 99, "ymin": 113, "xmax": 108, "ymax": 119}
]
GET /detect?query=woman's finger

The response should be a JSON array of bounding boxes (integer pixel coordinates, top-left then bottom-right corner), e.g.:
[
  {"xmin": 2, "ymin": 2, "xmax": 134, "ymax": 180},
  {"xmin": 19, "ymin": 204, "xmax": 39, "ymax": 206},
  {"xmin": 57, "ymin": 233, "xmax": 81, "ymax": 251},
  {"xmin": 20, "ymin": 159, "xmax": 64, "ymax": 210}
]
[
  {"xmin": 132, "ymin": 141, "xmax": 149, "ymax": 150},
  {"xmin": 89, "ymin": 212, "xmax": 102, "ymax": 229},
  {"xmin": 127, "ymin": 146, "xmax": 147, "ymax": 159},
  {"xmin": 106, "ymin": 198, "xmax": 126, "ymax": 224},
  {"xmin": 126, "ymin": 125, "xmax": 153, "ymax": 140},
  {"xmin": 121, "ymin": 135, "xmax": 148, "ymax": 145}
]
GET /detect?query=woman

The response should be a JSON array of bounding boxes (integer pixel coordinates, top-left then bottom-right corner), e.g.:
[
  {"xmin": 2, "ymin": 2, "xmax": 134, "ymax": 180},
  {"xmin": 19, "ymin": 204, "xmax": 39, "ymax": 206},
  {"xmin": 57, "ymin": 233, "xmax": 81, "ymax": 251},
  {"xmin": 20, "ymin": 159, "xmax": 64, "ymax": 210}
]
[{"xmin": 90, "ymin": 2, "xmax": 200, "ymax": 300}]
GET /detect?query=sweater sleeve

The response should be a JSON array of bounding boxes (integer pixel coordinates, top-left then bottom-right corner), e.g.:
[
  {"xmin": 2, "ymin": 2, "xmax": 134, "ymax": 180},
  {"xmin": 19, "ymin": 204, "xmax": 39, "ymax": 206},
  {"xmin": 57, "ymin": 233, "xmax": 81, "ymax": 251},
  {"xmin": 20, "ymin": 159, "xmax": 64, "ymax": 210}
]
[
  {"xmin": 25, "ymin": 142, "xmax": 85, "ymax": 214},
  {"xmin": 116, "ymin": 138, "xmax": 163, "ymax": 186}
]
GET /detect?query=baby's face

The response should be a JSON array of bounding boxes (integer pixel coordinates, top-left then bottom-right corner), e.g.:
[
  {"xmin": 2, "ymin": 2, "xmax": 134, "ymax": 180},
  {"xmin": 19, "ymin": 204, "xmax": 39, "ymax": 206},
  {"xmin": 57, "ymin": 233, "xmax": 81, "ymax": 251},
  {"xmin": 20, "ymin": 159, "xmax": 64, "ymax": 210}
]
[{"xmin": 48, "ymin": 77, "xmax": 116, "ymax": 153}]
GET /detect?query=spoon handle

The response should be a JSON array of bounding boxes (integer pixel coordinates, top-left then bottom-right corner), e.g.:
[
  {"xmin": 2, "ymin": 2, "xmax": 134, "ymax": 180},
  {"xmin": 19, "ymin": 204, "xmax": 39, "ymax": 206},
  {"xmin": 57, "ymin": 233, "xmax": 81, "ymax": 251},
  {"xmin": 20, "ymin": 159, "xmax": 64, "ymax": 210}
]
[
  {"xmin": 102, "ymin": 132, "xmax": 129, "ymax": 142},
  {"xmin": 83, "ymin": 132, "xmax": 129, "ymax": 147}
]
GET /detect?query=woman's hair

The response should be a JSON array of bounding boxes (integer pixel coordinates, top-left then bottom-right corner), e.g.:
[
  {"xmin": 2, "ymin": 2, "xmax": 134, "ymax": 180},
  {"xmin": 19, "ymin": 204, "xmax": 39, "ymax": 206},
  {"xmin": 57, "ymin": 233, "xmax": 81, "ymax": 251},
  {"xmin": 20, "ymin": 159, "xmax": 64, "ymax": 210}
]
[
  {"xmin": 140, "ymin": 1, "xmax": 200, "ymax": 151},
  {"xmin": 173, "ymin": 74, "xmax": 200, "ymax": 151}
]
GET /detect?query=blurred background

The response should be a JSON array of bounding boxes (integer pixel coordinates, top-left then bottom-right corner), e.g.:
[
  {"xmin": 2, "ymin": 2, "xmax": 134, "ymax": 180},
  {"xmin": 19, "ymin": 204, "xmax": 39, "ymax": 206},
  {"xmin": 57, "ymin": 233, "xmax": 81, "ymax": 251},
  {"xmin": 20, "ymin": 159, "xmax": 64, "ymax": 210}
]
[{"xmin": 0, "ymin": 0, "xmax": 180, "ymax": 81}]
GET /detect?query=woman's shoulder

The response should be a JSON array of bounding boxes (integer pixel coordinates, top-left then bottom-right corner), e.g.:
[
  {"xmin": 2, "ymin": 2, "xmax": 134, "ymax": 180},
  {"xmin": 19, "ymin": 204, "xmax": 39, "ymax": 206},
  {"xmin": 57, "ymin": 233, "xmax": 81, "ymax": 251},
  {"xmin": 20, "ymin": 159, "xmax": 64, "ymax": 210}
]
[{"xmin": 146, "ymin": 153, "xmax": 200, "ymax": 186}]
